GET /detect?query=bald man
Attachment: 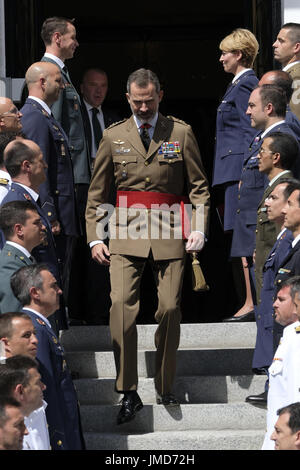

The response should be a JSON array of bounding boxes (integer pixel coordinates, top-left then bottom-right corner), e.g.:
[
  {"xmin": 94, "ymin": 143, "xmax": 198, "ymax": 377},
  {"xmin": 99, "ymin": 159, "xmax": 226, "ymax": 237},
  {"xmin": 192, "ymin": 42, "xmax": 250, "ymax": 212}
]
[
  {"xmin": 0, "ymin": 99, "xmax": 23, "ymax": 204},
  {"xmin": 0, "ymin": 98, "xmax": 23, "ymax": 134},
  {"xmin": 20, "ymin": 62, "xmax": 80, "ymax": 299}
]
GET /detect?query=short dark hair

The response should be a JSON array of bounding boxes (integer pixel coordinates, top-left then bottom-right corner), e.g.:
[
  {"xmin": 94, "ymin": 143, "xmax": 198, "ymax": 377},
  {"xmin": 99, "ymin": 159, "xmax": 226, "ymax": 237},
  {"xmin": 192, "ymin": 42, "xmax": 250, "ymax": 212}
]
[
  {"xmin": 127, "ymin": 68, "xmax": 161, "ymax": 94},
  {"xmin": 266, "ymin": 132, "xmax": 299, "ymax": 170},
  {"xmin": 0, "ymin": 356, "xmax": 38, "ymax": 397},
  {"xmin": 11, "ymin": 264, "xmax": 49, "ymax": 306},
  {"xmin": 0, "ymin": 396, "xmax": 21, "ymax": 426},
  {"xmin": 41, "ymin": 17, "xmax": 75, "ymax": 46},
  {"xmin": 277, "ymin": 402, "xmax": 300, "ymax": 433},
  {"xmin": 283, "ymin": 179, "xmax": 300, "ymax": 206},
  {"xmin": 259, "ymin": 84, "xmax": 287, "ymax": 117},
  {"xmin": 4, "ymin": 140, "xmax": 37, "ymax": 178},
  {"xmin": 282, "ymin": 23, "xmax": 300, "ymax": 45},
  {"xmin": 281, "ymin": 275, "xmax": 300, "ymax": 300},
  {"xmin": 0, "ymin": 200, "xmax": 38, "ymax": 239},
  {"xmin": 0, "ymin": 312, "xmax": 32, "ymax": 340}
]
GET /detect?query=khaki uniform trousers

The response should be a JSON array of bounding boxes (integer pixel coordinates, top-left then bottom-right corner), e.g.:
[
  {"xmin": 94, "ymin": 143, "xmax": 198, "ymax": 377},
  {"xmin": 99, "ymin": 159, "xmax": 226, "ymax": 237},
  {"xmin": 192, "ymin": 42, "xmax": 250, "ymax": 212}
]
[{"xmin": 109, "ymin": 252, "xmax": 185, "ymax": 395}]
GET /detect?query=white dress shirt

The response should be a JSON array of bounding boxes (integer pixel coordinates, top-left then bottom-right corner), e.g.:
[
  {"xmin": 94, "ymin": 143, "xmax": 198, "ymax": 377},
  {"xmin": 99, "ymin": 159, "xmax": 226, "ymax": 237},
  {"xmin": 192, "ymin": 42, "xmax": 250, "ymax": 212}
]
[
  {"xmin": 83, "ymin": 99, "xmax": 105, "ymax": 159},
  {"xmin": 23, "ymin": 401, "xmax": 51, "ymax": 450}
]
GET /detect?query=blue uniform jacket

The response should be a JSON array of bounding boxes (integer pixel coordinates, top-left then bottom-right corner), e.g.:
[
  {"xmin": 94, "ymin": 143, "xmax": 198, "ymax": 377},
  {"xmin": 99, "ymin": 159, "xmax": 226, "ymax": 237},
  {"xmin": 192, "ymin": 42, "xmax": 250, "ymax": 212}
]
[
  {"xmin": 231, "ymin": 122, "xmax": 299, "ymax": 257},
  {"xmin": 22, "ymin": 309, "xmax": 84, "ymax": 450},
  {"xmin": 212, "ymin": 69, "xmax": 258, "ymax": 186},
  {"xmin": 252, "ymin": 229, "xmax": 293, "ymax": 370},
  {"xmin": 1, "ymin": 183, "xmax": 68, "ymax": 330},
  {"xmin": 20, "ymin": 98, "xmax": 80, "ymax": 237},
  {"xmin": 41, "ymin": 56, "xmax": 91, "ymax": 185}
]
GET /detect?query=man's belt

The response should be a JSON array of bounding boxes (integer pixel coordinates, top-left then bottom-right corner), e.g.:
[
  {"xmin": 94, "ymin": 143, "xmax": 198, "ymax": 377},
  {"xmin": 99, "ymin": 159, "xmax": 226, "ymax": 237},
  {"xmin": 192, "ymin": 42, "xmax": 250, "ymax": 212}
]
[{"xmin": 116, "ymin": 190, "xmax": 190, "ymax": 239}]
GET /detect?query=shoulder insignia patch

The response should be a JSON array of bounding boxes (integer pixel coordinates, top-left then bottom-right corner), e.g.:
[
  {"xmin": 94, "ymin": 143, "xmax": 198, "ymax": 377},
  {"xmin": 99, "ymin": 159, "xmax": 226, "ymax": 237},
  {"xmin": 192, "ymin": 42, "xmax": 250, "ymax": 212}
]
[
  {"xmin": 295, "ymin": 325, "xmax": 300, "ymax": 334},
  {"xmin": 106, "ymin": 118, "xmax": 127, "ymax": 130},
  {"xmin": 167, "ymin": 115, "xmax": 189, "ymax": 126}
]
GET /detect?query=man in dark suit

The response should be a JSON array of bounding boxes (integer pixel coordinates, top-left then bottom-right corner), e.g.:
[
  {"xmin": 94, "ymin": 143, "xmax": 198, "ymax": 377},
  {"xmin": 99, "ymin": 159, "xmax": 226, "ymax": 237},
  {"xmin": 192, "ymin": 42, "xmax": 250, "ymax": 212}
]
[
  {"xmin": 0, "ymin": 200, "xmax": 45, "ymax": 313},
  {"xmin": 68, "ymin": 67, "xmax": 121, "ymax": 324},
  {"xmin": 1, "ymin": 139, "xmax": 67, "ymax": 331},
  {"xmin": 10, "ymin": 264, "xmax": 85, "ymax": 450},
  {"xmin": 227, "ymin": 85, "xmax": 299, "ymax": 321},
  {"xmin": 20, "ymin": 61, "xmax": 80, "ymax": 299},
  {"xmin": 80, "ymin": 67, "xmax": 120, "ymax": 163}
]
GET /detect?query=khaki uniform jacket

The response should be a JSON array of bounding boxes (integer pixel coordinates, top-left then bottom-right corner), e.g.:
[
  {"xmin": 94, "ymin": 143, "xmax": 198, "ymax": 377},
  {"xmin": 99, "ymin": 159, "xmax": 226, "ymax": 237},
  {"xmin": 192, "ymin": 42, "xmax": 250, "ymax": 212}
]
[
  {"xmin": 287, "ymin": 62, "xmax": 300, "ymax": 121},
  {"xmin": 86, "ymin": 113, "xmax": 210, "ymax": 260}
]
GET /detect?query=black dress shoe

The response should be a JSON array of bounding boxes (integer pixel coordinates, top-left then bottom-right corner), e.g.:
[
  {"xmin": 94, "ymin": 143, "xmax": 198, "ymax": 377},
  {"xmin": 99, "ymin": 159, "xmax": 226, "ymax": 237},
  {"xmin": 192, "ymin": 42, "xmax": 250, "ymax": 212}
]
[
  {"xmin": 222, "ymin": 310, "xmax": 255, "ymax": 322},
  {"xmin": 156, "ymin": 393, "xmax": 179, "ymax": 406},
  {"xmin": 245, "ymin": 391, "xmax": 267, "ymax": 404},
  {"xmin": 117, "ymin": 391, "xmax": 143, "ymax": 425}
]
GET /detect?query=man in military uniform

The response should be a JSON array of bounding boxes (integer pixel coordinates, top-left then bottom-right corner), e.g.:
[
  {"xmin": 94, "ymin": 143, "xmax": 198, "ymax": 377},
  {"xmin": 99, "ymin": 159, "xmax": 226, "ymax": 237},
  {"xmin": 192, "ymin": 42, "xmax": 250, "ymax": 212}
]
[
  {"xmin": 261, "ymin": 276, "xmax": 300, "ymax": 450},
  {"xmin": 2, "ymin": 139, "xmax": 67, "ymax": 332},
  {"xmin": 86, "ymin": 68, "xmax": 210, "ymax": 424},
  {"xmin": 0, "ymin": 200, "xmax": 45, "ymax": 313},
  {"xmin": 10, "ymin": 264, "xmax": 85, "ymax": 450},
  {"xmin": 20, "ymin": 61, "xmax": 80, "ymax": 298},
  {"xmin": 255, "ymin": 132, "xmax": 298, "ymax": 305},
  {"xmin": 228, "ymin": 85, "xmax": 299, "ymax": 321},
  {"xmin": 273, "ymin": 23, "xmax": 300, "ymax": 121}
]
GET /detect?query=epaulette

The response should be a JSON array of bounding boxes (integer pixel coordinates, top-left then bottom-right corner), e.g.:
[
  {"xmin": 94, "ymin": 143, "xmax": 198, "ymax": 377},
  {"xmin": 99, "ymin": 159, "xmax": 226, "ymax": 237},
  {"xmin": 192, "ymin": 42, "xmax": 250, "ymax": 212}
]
[
  {"xmin": 106, "ymin": 118, "xmax": 127, "ymax": 130},
  {"xmin": 167, "ymin": 115, "xmax": 190, "ymax": 126},
  {"xmin": 295, "ymin": 325, "xmax": 300, "ymax": 334},
  {"xmin": 0, "ymin": 178, "xmax": 9, "ymax": 185}
]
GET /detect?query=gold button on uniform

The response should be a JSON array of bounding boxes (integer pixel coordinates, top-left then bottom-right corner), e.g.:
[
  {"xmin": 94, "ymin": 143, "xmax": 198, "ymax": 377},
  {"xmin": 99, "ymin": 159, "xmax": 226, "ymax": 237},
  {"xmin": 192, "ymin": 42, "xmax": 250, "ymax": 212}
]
[{"xmin": 145, "ymin": 177, "xmax": 150, "ymax": 183}]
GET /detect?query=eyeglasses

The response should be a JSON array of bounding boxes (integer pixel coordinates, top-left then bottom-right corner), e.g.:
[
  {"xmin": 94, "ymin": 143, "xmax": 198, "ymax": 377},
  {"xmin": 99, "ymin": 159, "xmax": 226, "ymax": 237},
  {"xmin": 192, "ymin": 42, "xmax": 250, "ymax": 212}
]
[
  {"xmin": 0, "ymin": 106, "xmax": 20, "ymax": 117},
  {"xmin": 258, "ymin": 148, "xmax": 276, "ymax": 155}
]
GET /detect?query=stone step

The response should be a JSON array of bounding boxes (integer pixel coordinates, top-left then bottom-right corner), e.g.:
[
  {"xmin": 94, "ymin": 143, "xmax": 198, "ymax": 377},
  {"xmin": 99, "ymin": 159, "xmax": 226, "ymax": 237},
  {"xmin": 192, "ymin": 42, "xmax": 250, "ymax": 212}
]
[
  {"xmin": 75, "ymin": 375, "xmax": 266, "ymax": 405},
  {"xmin": 79, "ymin": 402, "xmax": 266, "ymax": 434},
  {"xmin": 67, "ymin": 347, "xmax": 255, "ymax": 378},
  {"xmin": 83, "ymin": 429, "xmax": 266, "ymax": 450},
  {"xmin": 61, "ymin": 322, "xmax": 257, "ymax": 352}
]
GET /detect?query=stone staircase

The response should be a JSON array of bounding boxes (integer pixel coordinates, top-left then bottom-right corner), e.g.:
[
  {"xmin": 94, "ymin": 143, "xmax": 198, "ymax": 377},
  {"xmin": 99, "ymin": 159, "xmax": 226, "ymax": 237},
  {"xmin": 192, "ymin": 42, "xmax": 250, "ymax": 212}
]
[{"xmin": 60, "ymin": 322, "xmax": 267, "ymax": 450}]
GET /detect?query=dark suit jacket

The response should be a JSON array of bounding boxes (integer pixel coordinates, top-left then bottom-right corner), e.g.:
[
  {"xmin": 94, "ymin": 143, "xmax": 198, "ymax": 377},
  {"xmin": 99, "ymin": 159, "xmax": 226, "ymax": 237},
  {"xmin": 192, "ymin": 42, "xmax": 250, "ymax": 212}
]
[
  {"xmin": 1, "ymin": 183, "xmax": 68, "ymax": 330},
  {"xmin": 252, "ymin": 228, "xmax": 293, "ymax": 370},
  {"xmin": 0, "ymin": 243, "xmax": 33, "ymax": 314},
  {"xmin": 81, "ymin": 99, "xmax": 120, "ymax": 159},
  {"xmin": 22, "ymin": 309, "xmax": 84, "ymax": 450},
  {"xmin": 41, "ymin": 56, "xmax": 91, "ymax": 185},
  {"xmin": 275, "ymin": 238, "xmax": 300, "ymax": 288},
  {"xmin": 20, "ymin": 98, "xmax": 79, "ymax": 237}
]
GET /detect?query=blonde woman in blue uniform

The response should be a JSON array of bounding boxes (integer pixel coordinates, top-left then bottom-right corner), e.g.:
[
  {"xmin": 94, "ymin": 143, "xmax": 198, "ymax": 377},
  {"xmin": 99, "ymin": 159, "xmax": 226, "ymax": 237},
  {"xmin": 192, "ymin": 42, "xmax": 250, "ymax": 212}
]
[{"xmin": 213, "ymin": 28, "xmax": 259, "ymax": 319}]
